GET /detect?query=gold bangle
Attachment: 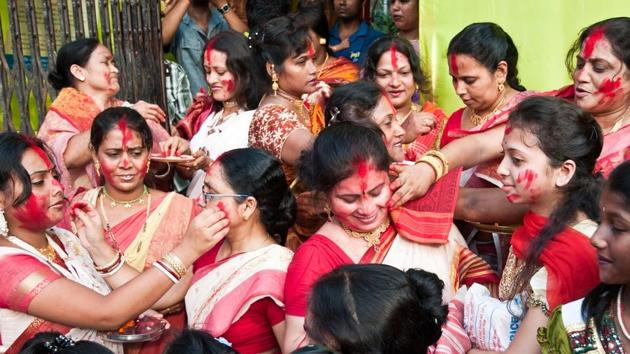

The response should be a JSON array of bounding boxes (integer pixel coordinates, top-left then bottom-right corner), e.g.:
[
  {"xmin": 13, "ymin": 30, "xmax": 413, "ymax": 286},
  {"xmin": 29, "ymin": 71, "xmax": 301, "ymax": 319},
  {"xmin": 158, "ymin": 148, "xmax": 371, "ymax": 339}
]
[
  {"xmin": 162, "ymin": 252, "xmax": 187, "ymax": 279},
  {"xmin": 425, "ymin": 150, "xmax": 449, "ymax": 175},
  {"xmin": 416, "ymin": 156, "xmax": 443, "ymax": 182}
]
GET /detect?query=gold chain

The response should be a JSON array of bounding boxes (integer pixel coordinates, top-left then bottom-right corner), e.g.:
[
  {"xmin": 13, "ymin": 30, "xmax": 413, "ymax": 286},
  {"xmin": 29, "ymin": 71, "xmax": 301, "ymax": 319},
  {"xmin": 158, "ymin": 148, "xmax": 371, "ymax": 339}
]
[
  {"xmin": 316, "ymin": 53, "xmax": 330, "ymax": 80},
  {"xmin": 98, "ymin": 187, "xmax": 152, "ymax": 251},
  {"xmin": 339, "ymin": 218, "xmax": 390, "ymax": 252},
  {"xmin": 38, "ymin": 242, "xmax": 57, "ymax": 262},
  {"xmin": 467, "ymin": 92, "xmax": 506, "ymax": 126},
  {"xmin": 102, "ymin": 185, "xmax": 148, "ymax": 208}
]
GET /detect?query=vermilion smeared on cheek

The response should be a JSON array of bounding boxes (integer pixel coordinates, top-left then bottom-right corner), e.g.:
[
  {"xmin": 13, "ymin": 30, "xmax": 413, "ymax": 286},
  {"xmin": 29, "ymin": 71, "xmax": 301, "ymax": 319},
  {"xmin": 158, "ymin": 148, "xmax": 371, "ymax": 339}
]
[
  {"xmin": 516, "ymin": 170, "xmax": 538, "ymax": 190},
  {"xmin": 14, "ymin": 194, "xmax": 51, "ymax": 231},
  {"xmin": 216, "ymin": 201, "xmax": 225, "ymax": 212},
  {"xmin": 390, "ymin": 44, "xmax": 398, "ymax": 71},
  {"xmin": 448, "ymin": 54, "xmax": 458, "ymax": 76},
  {"xmin": 222, "ymin": 79, "xmax": 235, "ymax": 92},
  {"xmin": 582, "ymin": 28, "xmax": 604, "ymax": 59},
  {"xmin": 598, "ymin": 77, "xmax": 622, "ymax": 101}
]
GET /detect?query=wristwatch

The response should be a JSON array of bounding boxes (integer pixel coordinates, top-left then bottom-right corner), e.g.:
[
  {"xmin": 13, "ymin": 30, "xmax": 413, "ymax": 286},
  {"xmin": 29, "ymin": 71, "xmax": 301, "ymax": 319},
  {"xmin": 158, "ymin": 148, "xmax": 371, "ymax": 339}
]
[{"xmin": 217, "ymin": 3, "xmax": 232, "ymax": 15}]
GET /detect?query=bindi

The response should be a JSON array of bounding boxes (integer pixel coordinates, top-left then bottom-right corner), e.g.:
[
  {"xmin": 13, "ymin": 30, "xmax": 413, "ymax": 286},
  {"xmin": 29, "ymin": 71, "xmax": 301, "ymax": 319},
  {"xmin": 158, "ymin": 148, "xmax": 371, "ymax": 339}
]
[
  {"xmin": 582, "ymin": 27, "xmax": 604, "ymax": 59},
  {"xmin": 448, "ymin": 54, "xmax": 458, "ymax": 76},
  {"xmin": 353, "ymin": 159, "xmax": 372, "ymax": 194},
  {"xmin": 308, "ymin": 43, "xmax": 315, "ymax": 59},
  {"xmin": 390, "ymin": 44, "xmax": 398, "ymax": 71}
]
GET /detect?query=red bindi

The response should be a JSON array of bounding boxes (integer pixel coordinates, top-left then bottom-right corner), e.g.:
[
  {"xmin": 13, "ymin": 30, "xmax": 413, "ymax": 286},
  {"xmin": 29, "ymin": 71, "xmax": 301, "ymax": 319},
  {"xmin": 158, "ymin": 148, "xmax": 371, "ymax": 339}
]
[
  {"xmin": 117, "ymin": 117, "xmax": 133, "ymax": 150},
  {"xmin": 31, "ymin": 145, "xmax": 53, "ymax": 169},
  {"xmin": 353, "ymin": 159, "xmax": 371, "ymax": 194},
  {"xmin": 448, "ymin": 54, "xmax": 458, "ymax": 76},
  {"xmin": 390, "ymin": 44, "xmax": 398, "ymax": 71},
  {"xmin": 582, "ymin": 27, "xmax": 604, "ymax": 59}
]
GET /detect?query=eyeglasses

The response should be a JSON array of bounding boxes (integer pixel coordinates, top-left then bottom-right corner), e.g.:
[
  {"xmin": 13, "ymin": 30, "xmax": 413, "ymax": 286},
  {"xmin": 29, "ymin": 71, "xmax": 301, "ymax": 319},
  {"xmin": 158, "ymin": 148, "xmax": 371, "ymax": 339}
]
[{"xmin": 202, "ymin": 192, "xmax": 249, "ymax": 205}]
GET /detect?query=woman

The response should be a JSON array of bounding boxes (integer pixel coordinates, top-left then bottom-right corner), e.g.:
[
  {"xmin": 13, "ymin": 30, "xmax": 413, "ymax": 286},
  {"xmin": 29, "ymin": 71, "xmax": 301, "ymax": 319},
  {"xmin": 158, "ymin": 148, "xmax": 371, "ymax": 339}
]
[
  {"xmin": 186, "ymin": 148, "xmax": 296, "ymax": 354},
  {"xmin": 389, "ymin": 18, "xmax": 630, "ymax": 211},
  {"xmin": 38, "ymin": 38, "xmax": 172, "ymax": 198},
  {"xmin": 466, "ymin": 97, "xmax": 601, "ymax": 354},
  {"xmin": 0, "ymin": 132, "xmax": 227, "ymax": 353},
  {"xmin": 296, "ymin": 2, "xmax": 360, "ymax": 134},
  {"xmin": 390, "ymin": 0, "xmax": 419, "ymax": 53},
  {"xmin": 306, "ymin": 264, "xmax": 447, "ymax": 354},
  {"xmin": 538, "ymin": 161, "xmax": 630, "ymax": 353},
  {"xmin": 175, "ymin": 30, "xmax": 265, "ymax": 197},
  {"xmin": 248, "ymin": 15, "xmax": 320, "ymax": 183},
  {"xmin": 283, "ymin": 123, "xmax": 496, "ymax": 352},
  {"xmin": 77, "ymin": 107, "xmax": 196, "ymax": 353},
  {"xmin": 363, "ymin": 36, "xmax": 446, "ymax": 161}
]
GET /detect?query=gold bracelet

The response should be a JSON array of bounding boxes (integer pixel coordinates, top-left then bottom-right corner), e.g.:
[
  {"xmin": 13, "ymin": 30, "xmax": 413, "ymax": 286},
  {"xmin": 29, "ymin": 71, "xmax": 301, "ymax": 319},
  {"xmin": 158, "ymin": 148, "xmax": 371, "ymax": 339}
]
[
  {"xmin": 162, "ymin": 252, "xmax": 187, "ymax": 279},
  {"xmin": 416, "ymin": 156, "xmax": 443, "ymax": 182},
  {"xmin": 425, "ymin": 150, "xmax": 449, "ymax": 176},
  {"xmin": 95, "ymin": 251, "xmax": 122, "ymax": 272}
]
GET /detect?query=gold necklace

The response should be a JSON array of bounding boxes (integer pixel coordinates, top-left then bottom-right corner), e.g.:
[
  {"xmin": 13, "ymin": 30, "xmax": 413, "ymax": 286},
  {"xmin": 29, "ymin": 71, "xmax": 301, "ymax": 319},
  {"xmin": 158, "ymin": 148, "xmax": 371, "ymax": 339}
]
[
  {"xmin": 339, "ymin": 218, "xmax": 390, "ymax": 252},
  {"xmin": 468, "ymin": 92, "xmax": 506, "ymax": 126},
  {"xmin": 102, "ymin": 185, "xmax": 148, "ymax": 208},
  {"xmin": 98, "ymin": 187, "xmax": 152, "ymax": 250},
  {"xmin": 398, "ymin": 102, "xmax": 420, "ymax": 124},
  {"xmin": 223, "ymin": 100, "xmax": 238, "ymax": 108},
  {"xmin": 607, "ymin": 106, "xmax": 629, "ymax": 134},
  {"xmin": 276, "ymin": 89, "xmax": 305, "ymax": 116},
  {"xmin": 38, "ymin": 242, "xmax": 57, "ymax": 262}
]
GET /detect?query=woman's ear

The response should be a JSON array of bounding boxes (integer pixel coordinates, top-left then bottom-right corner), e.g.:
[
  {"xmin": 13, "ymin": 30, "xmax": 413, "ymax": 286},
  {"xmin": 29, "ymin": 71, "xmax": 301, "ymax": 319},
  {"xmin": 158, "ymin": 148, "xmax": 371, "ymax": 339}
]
[
  {"xmin": 495, "ymin": 60, "xmax": 508, "ymax": 83},
  {"xmin": 265, "ymin": 62, "xmax": 275, "ymax": 78},
  {"xmin": 555, "ymin": 159, "xmax": 577, "ymax": 188},
  {"xmin": 240, "ymin": 196, "xmax": 258, "ymax": 221},
  {"xmin": 70, "ymin": 64, "xmax": 86, "ymax": 82}
]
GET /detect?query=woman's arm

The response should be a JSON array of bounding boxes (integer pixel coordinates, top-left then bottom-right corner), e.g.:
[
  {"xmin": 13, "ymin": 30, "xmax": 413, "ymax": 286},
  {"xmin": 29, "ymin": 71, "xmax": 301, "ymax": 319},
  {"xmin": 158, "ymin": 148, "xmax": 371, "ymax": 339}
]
[
  {"xmin": 468, "ymin": 307, "xmax": 546, "ymax": 354},
  {"xmin": 456, "ymin": 188, "xmax": 528, "ymax": 225},
  {"xmin": 283, "ymin": 315, "xmax": 308, "ymax": 353},
  {"xmin": 63, "ymin": 131, "xmax": 93, "ymax": 170},
  {"xmin": 281, "ymin": 130, "xmax": 314, "ymax": 167},
  {"xmin": 162, "ymin": 0, "xmax": 190, "ymax": 45}
]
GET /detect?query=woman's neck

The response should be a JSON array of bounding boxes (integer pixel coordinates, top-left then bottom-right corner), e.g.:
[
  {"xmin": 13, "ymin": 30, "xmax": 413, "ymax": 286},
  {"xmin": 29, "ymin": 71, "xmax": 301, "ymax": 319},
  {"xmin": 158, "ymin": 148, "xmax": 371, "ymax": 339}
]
[
  {"xmin": 103, "ymin": 183, "xmax": 146, "ymax": 202},
  {"xmin": 222, "ymin": 222, "xmax": 272, "ymax": 257},
  {"xmin": 315, "ymin": 49, "xmax": 327, "ymax": 68},
  {"xmin": 396, "ymin": 100, "xmax": 413, "ymax": 118},
  {"xmin": 222, "ymin": 102, "xmax": 241, "ymax": 117},
  {"xmin": 593, "ymin": 103, "xmax": 630, "ymax": 134},
  {"xmin": 8, "ymin": 226, "xmax": 49, "ymax": 249},
  {"xmin": 399, "ymin": 28, "xmax": 419, "ymax": 42},
  {"xmin": 77, "ymin": 86, "xmax": 114, "ymax": 111}
]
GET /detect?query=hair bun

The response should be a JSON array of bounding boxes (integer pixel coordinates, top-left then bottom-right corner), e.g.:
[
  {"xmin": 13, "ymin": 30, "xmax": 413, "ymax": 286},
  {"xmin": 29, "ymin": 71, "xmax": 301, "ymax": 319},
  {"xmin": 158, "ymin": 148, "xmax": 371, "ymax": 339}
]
[
  {"xmin": 405, "ymin": 269, "xmax": 448, "ymax": 324},
  {"xmin": 47, "ymin": 70, "xmax": 68, "ymax": 91}
]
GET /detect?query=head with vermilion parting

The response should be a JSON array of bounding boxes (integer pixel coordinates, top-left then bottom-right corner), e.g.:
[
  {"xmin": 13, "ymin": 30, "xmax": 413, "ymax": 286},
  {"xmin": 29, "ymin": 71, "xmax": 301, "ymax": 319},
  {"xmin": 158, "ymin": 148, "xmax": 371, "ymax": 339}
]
[
  {"xmin": 298, "ymin": 123, "xmax": 392, "ymax": 233},
  {"xmin": 0, "ymin": 132, "xmax": 65, "ymax": 234},
  {"xmin": 90, "ymin": 107, "xmax": 153, "ymax": 196},
  {"xmin": 363, "ymin": 36, "xmax": 429, "ymax": 110},
  {"xmin": 567, "ymin": 17, "xmax": 630, "ymax": 116}
]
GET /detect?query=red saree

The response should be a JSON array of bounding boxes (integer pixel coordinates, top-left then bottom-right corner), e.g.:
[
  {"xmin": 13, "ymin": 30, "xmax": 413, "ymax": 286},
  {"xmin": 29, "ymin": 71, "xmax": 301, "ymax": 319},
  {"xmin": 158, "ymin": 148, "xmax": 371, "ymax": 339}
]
[
  {"xmin": 404, "ymin": 101, "xmax": 450, "ymax": 162},
  {"xmin": 510, "ymin": 212, "xmax": 599, "ymax": 311}
]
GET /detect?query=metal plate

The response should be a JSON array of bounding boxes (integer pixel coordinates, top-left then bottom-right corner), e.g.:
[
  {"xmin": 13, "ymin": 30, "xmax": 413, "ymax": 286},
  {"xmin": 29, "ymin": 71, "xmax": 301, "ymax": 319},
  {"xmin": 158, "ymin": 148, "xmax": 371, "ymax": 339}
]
[{"xmin": 105, "ymin": 319, "xmax": 168, "ymax": 343}]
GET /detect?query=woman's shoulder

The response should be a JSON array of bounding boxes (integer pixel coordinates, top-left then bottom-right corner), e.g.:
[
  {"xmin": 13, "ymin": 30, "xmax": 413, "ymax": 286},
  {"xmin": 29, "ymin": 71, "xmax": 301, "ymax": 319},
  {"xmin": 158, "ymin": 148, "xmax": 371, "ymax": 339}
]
[{"xmin": 253, "ymin": 104, "xmax": 298, "ymax": 119}]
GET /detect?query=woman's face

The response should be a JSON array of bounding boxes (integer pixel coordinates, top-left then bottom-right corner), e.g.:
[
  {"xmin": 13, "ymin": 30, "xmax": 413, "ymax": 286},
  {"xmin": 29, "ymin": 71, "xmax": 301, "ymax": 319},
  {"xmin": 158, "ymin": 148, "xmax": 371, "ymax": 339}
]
[
  {"xmin": 390, "ymin": 0, "xmax": 419, "ymax": 33},
  {"xmin": 374, "ymin": 48, "xmax": 415, "ymax": 109},
  {"xmin": 78, "ymin": 44, "xmax": 120, "ymax": 95},
  {"xmin": 372, "ymin": 96, "xmax": 405, "ymax": 162},
  {"xmin": 591, "ymin": 187, "xmax": 630, "ymax": 285},
  {"xmin": 204, "ymin": 49, "xmax": 238, "ymax": 103},
  {"xmin": 497, "ymin": 126, "xmax": 562, "ymax": 213},
  {"xmin": 94, "ymin": 122, "xmax": 149, "ymax": 194},
  {"xmin": 449, "ymin": 54, "xmax": 504, "ymax": 112},
  {"xmin": 328, "ymin": 160, "xmax": 391, "ymax": 232},
  {"xmin": 5, "ymin": 147, "xmax": 66, "ymax": 231},
  {"xmin": 572, "ymin": 34, "xmax": 630, "ymax": 116},
  {"xmin": 277, "ymin": 46, "xmax": 318, "ymax": 96},
  {"xmin": 202, "ymin": 162, "xmax": 246, "ymax": 226}
]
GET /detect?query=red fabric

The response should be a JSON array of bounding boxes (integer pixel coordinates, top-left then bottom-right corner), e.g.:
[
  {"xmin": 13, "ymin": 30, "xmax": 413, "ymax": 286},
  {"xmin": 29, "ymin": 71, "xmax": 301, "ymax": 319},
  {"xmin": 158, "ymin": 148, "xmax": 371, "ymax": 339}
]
[
  {"xmin": 440, "ymin": 108, "xmax": 464, "ymax": 147},
  {"xmin": 176, "ymin": 94, "xmax": 215, "ymax": 140},
  {"xmin": 222, "ymin": 298, "xmax": 284, "ymax": 354},
  {"xmin": 0, "ymin": 254, "xmax": 62, "ymax": 312},
  {"xmin": 404, "ymin": 101, "xmax": 449, "ymax": 161},
  {"xmin": 284, "ymin": 235, "xmax": 353, "ymax": 317},
  {"xmin": 510, "ymin": 212, "xmax": 599, "ymax": 310}
]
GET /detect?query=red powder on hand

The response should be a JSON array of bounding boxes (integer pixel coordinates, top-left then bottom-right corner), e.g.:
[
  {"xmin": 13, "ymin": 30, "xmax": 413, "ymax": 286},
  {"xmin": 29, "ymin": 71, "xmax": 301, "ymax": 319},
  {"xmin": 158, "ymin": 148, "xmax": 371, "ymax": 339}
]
[
  {"xmin": 448, "ymin": 54, "xmax": 458, "ymax": 76},
  {"xmin": 582, "ymin": 28, "xmax": 604, "ymax": 59}
]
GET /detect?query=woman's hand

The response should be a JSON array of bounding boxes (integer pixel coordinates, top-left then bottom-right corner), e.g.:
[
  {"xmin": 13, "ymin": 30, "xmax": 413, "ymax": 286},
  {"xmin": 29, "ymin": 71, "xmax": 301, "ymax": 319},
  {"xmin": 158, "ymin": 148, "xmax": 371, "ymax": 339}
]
[
  {"xmin": 178, "ymin": 207, "xmax": 230, "ymax": 259},
  {"xmin": 303, "ymin": 81, "xmax": 332, "ymax": 107},
  {"xmin": 131, "ymin": 100, "xmax": 166, "ymax": 124},
  {"xmin": 71, "ymin": 201, "xmax": 113, "ymax": 260},
  {"xmin": 402, "ymin": 111, "xmax": 436, "ymax": 143},
  {"xmin": 388, "ymin": 162, "xmax": 436, "ymax": 208},
  {"xmin": 174, "ymin": 149, "xmax": 211, "ymax": 171},
  {"xmin": 159, "ymin": 136, "xmax": 190, "ymax": 157}
]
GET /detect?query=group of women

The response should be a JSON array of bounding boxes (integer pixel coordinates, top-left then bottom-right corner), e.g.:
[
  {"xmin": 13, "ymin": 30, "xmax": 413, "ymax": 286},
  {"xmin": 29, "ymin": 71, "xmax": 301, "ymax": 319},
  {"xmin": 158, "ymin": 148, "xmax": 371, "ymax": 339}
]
[{"xmin": 0, "ymin": 1, "xmax": 628, "ymax": 352}]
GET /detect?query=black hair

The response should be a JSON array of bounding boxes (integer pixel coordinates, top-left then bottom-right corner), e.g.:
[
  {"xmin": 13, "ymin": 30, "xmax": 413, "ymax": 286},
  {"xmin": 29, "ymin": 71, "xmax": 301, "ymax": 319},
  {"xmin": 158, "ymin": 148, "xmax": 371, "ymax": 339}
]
[
  {"xmin": 202, "ymin": 30, "xmax": 265, "ymax": 110},
  {"xmin": 507, "ymin": 96, "xmax": 603, "ymax": 299},
  {"xmin": 566, "ymin": 17, "xmax": 630, "ymax": 77},
  {"xmin": 245, "ymin": 0, "xmax": 290, "ymax": 34},
  {"xmin": 19, "ymin": 331, "xmax": 114, "ymax": 354},
  {"xmin": 90, "ymin": 107, "xmax": 153, "ymax": 153},
  {"xmin": 447, "ymin": 22, "xmax": 526, "ymax": 92},
  {"xmin": 582, "ymin": 160, "xmax": 630, "ymax": 328},
  {"xmin": 0, "ymin": 132, "xmax": 56, "ymax": 207},
  {"xmin": 363, "ymin": 36, "xmax": 430, "ymax": 95},
  {"xmin": 298, "ymin": 122, "xmax": 391, "ymax": 194},
  {"xmin": 296, "ymin": 1, "xmax": 331, "ymax": 54},
  {"xmin": 306, "ymin": 264, "xmax": 447, "ymax": 354},
  {"xmin": 324, "ymin": 80, "xmax": 383, "ymax": 133},
  {"xmin": 216, "ymin": 148, "xmax": 296, "ymax": 245},
  {"xmin": 164, "ymin": 329, "xmax": 239, "ymax": 354},
  {"xmin": 48, "ymin": 38, "xmax": 100, "ymax": 91},
  {"xmin": 249, "ymin": 15, "xmax": 311, "ymax": 87}
]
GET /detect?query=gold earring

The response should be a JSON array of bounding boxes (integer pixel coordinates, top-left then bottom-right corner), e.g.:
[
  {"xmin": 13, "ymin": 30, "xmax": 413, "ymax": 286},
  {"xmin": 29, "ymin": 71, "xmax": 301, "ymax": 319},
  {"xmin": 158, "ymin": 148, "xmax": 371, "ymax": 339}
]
[
  {"xmin": 146, "ymin": 160, "xmax": 151, "ymax": 173},
  {"xmin": 271, "ymin": 65, "xmax": 279, "ymax": 96},
  {"xmin": 94, "ymin": 161, "xmax": 101, "ymax": 177},
  {"xmin": 498, "ymin": 82, "xmax": 505, "ymax": 92},
  {"xmin": 319, "ymin": 38, "xmax": 327, "ymax": 45},
  {"xmin": 324, "ymin": 203, "xmax": 332, "ymax": 222}
]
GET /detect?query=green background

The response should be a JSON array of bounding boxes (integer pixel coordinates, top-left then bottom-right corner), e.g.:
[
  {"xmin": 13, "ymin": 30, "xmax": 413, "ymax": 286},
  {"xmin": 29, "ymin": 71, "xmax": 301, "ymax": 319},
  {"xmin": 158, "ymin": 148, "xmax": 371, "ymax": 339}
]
[{"xmin": 420, "ymin": 0, "xmax": 630, "ymax": 114}]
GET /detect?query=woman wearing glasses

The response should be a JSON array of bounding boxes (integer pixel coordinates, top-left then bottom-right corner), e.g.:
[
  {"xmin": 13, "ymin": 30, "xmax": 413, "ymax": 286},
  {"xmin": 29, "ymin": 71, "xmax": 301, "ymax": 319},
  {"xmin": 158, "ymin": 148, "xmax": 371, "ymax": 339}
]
[{"xmin": 185, "ymin": 148, "xmax": 296, "ymax": 354}]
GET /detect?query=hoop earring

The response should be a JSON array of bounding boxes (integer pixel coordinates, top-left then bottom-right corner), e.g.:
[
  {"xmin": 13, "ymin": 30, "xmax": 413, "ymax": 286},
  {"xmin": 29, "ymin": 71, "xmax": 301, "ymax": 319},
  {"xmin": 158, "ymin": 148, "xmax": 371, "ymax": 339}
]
[
  {"xmin": 0, "ymin": 209, "xmax": 8, "ymax": 237},
  {"xmin": 498, "ymin": 82, "xmax": 505, "ymax": 92},
  {"xmin": 94, "ymin": 161, "xmax": 101, "ymax": 177},
  {"xmin": 271, "ymin": 65, "xmax": 279, "ymax": 96}
]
